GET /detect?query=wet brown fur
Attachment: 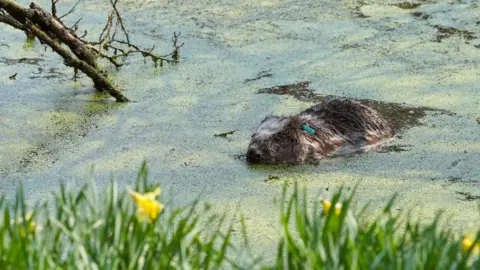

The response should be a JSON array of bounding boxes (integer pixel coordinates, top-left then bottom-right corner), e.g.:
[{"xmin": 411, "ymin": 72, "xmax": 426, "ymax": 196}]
[{"xmin": 246, "ymin": 99, "xmax": 395, "ymax": 164}]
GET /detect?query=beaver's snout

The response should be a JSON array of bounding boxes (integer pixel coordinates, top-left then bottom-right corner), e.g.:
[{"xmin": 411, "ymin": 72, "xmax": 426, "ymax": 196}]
[{"xmin": 246, "ymin": 148, "xmax": 263, "ymax": 163}]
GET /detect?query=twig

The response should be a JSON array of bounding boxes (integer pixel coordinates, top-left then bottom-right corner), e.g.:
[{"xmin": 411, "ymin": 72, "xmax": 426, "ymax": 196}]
[
  {"xmin": 70, "ymin": 17, "xmax": 82, "ymax": 31},
  {"xmin": 96, "ymin": 12, "xmax": 114, "ymax": 45},
  {"xmin": 79, "ymin": 29, "xmax": 87, "ymax": 38},
  {"xmin": 98, "ymin": 52, "xmax": 122, "ymax": 67},
  {"xmin": 78, "ymin": 2, "xmax": 183, "ymax": 67},
  {"xmin": 51, "ymin": 0, "xmax": 59, "ymax": 18},
  {"xmin": 114, "ymin": 39, "xmax": 181, "ymax": 60},
  {"xmin": 112, "ymin": 40, "xmax": 154, "ymax": 54},
  {"xmin": 171, "ymin": 31, "xmax": 184, "ymax": 61},
  {"xmin": 108, "ymin": 0, "xmax": 129, "ymax": 44},
  {"xmin": 107, "ymin": 41, "xmax": 178, "ymax": 67},
  {"xmin": 59, "ymin": 0, "xmax": 81, "ymax": 19}
]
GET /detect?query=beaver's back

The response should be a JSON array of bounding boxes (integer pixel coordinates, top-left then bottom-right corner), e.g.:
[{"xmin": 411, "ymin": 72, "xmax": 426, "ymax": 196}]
[
  {"xmin": 305, "ymin": 99, "xmax": 395, "ymax": 139},
  {"xmin": 296, "ymin": 99, "xmax": 395, "ymax": 159}
]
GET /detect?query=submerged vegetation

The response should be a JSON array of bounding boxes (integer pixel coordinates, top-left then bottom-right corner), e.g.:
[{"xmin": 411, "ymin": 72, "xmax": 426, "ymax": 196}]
[{"xmin": 0, "ymin": 162, "xmax": 478, "ymax": 269}]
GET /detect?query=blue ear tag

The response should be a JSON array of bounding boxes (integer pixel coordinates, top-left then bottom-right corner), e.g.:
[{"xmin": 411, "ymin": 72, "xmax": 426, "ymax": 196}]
[{"xmin": 301, "ymin": 124, "xmax": 315, "ymax": 135}]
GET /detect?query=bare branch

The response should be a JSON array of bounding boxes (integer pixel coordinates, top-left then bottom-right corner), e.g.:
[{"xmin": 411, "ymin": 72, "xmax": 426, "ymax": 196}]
[
  {"xmin": 108, "ymin": 0, "xmax": 129, "ymax": 43},
  {"xmin": 0, "ymin": 13, "xmax": 27, "ymax": 31},
  {"xmin": 70, "ymin": 16, "xmax": 82, "ymax": 31},
  {"xmin": 98, "ymin": 12, "xmax": 114, "ymax": 45},
  {"xmin": 85, "ymin": 44, "xmax": 123, "ymax": 68},
  {"xmin": 0, "ymin": 0, "xmax": 184, "ymax": 101},
  {"xmin": 59, "ymin": 0, "xmax": 81, "ymax": 19},
  {"xmin": 171, "ymin": 31, "xmax": 184, "ymax": 61},
  {"xmin": 51, "ymin": 0, "xmax": 59, "ymax": 18}
]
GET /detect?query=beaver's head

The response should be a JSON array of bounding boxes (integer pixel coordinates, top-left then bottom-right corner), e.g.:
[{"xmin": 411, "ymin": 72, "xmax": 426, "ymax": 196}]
[{"xmin": 246, "ymin": 116, "xmax": 303, "ymax": 164}]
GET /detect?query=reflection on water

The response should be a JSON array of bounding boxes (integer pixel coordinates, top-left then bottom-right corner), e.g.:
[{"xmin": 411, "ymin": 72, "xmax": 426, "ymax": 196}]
[{"xmin": 257, "ymin": 81, "xmax": 456, "ymax": 131}]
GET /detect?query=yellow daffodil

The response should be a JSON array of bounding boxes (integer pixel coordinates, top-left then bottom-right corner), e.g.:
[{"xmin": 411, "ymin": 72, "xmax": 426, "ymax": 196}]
[
  {"xmin": 129, "ymin": 187, "xmax": 164, "ymax": 223},
  {"xmin": 462, "ymin": 235, "xmax": 480, "ymax": 255},
  {"xmin": 11, "ymin": 212, "xmax": 37, "ymax": 238},
  {"xmin": 321, "ymin": 199, "xmax": 342, "ymax": 216}
]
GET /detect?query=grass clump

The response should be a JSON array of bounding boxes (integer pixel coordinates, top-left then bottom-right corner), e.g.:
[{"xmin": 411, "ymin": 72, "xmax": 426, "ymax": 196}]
[
  {"xmin": 0, "ymin": 162, "xmax": 241, "ymax": 269},
  {"xmin": 0, "ymin": 163, "xmax": 478, "ymax": 269},
  {"xmin": 270, "ymin": 184, "xmax": 480, "ymax": 269}
]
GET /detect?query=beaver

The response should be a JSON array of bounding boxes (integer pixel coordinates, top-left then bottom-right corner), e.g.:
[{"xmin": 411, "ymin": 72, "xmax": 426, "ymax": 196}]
[{"xmin": 246, "ymin": 99, "xmax": 395, "ymax": 164}]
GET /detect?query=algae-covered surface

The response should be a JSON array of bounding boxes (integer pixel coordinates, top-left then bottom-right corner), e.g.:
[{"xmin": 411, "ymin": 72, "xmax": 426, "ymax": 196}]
[{"xmin": 1, "ymin": 0, "xmax": 480, "ymax": 259}]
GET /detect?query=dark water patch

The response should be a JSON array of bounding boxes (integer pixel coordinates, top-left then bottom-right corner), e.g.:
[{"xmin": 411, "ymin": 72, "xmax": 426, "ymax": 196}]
[
  {"xmin": 449, "ymin": 177, "xmax": 462, "ymax": 182},
  {"xmin": 441, "ymin": 176, "xmax": 462, "ymax": 188},
  {"xmin": 411, "ymin": 11, "xmax": 430, "ymax": 20},
  {"xmin": 456, "ymin": 191, "xmax": 480, "ymax": 201},
  {"xmin": 448, "ymin": 158, "xmax": 466, "ymax": 169},
  {"xmin": 257, "ymin": 81, "xmax": 455, "ymax": 131},
  {"xmin": 0, "ymin": 57, "xmax": 44, "ymax": 65},
  {"xmin": 28, "ymin": 67, "xmax": 65, "ymax": 80},
  {"xmin": 258, "ymin": 81, "xmax": 315, "ymax": 101},
  {"xmin": 247, "ymin": 163, "xmax": 297, "ymax": 170},
  {"xmin": 340, "ymin": 43, "xmax": 363, "ymax": 50},
  {"xmin": 432, "ymin": 25, "xmax": 476, "ymax": 43},
  {"xmin": 234, "ymin": 154, "xmax": 246, "ymax": 161},
  {"xmin": 394, "ymin": 3, "xmax": 421, "ymax": 9},
  {"xmin": 16, "ymin": 143, "xmax": 55, "ymax": 172},
  {"xmin": 71, "ymin": 88, "xmax": 106, "ymax": 97},
  {"xmin": 353, "ymin": 4, "xmax": 370, "ymax": 19},
  {"xmin": 234, "ymin": 153, "xmax": 297, "ymax": 168},
  {"xmin": 245, "ymin": 70, "xmax": 273, "ymax": 83},
  {"xmin": 29, "ymin": 75, "xmax": 62, "ymax": 80},
  {"xmin": 354, "ymin": 10, "xmax": 370, "ymax": 19}
]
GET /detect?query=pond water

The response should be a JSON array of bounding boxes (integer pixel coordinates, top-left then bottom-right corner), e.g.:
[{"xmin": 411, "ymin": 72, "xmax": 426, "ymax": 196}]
[{"xmin": 1, "ymin": 0, "xmax": 479, "ymax": 258}]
